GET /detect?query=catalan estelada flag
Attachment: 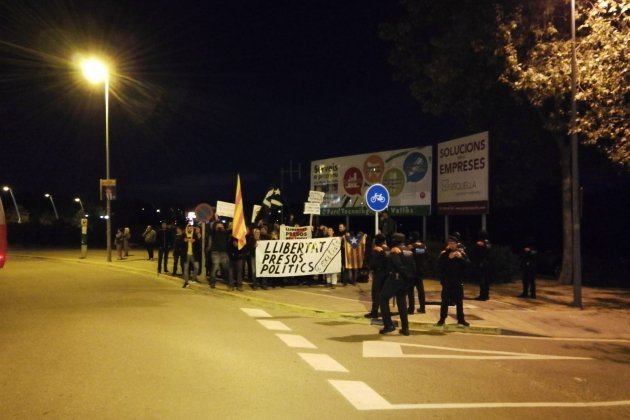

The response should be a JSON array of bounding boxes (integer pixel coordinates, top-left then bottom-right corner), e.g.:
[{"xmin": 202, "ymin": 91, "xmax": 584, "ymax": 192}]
[
  {"xmin": 233, "ymin": 174, "xmax": 247, "ymax": 250},
  {"xmin": 344, "ymin": 233, "xmax": 367, "ymax": 269}
]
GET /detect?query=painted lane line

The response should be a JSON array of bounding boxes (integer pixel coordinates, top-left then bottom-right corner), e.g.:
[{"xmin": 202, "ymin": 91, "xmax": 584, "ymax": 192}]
[
  {"xmin": 241, "ymin": 308, "xmax": 272, "ymax": 318},
  {"xmin": 329, "ymin": 380, "xmax": 391, "ymax": 410},
  {"xmin": 298, "ymin": 353, "xmax": 348, "ymax": 372},
  {"xmin": 362, "ymin": 341, "xmax": 591, "ymax": 360},
  {"xmin": 257, "ymin": 320, "xmax": 291, "ymax": 331},
  {"xmin": 487, "ymin": 335, "xmax": 630, "ymax": 343},
  {"xmin": 276, "ymin": 334, "xmax": 317, "ymax": 349},
  {"xmin": 329, "ymin": 380, "xmax": 630, "ymax": 411}
]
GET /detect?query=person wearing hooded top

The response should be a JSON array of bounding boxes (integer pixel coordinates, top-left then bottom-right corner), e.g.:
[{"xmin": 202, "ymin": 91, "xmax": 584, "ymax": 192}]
[
  {"xmin": 364, "ymin": 234, "xmax": 389, "ymax": 319},
  {"xmin": 436, "ymin": 235, "xmax": 470, "ymax": 327},
  {"xmin": 406, "ymin": 231, "xmax": 427, "ymax": 314},
  {"xmin": 379, "ymin": 233, "xmax": 414, "ymax": 336}
]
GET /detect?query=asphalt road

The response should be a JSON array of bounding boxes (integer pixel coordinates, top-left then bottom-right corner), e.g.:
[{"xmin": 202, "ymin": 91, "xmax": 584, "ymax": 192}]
[{"xmin": 1, "ymin": 256, "xmax": 629, "ymax": 419}]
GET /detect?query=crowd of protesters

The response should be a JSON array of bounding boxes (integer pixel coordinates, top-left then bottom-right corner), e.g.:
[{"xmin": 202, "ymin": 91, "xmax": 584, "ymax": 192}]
[{"xmin": 116, "ymin": 210, "xmax": 538, "ymax": 336}]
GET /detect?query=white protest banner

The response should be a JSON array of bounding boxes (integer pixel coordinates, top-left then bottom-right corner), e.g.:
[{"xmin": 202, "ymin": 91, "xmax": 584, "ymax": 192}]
[
  {"xmin": 216, "ymin": 200, "xmax": 235, "ymax": 218},
  {"xmin": 280, "ymin": 225, "xmax": 312, "ymax": 240},
  {"xmin": 303, "ymin": 202, "xmax": 321, "ymax": 215},
  {"xmin": 308, "ymin": 190, "xmax": 325, "ymax": 203},
  {"xmin": 437, "ymin": 131, "xmax": 489, "ymax": 215},
  {"xmin": 256, "ymin": 237, "xmax": 341, "ymax": 278}
]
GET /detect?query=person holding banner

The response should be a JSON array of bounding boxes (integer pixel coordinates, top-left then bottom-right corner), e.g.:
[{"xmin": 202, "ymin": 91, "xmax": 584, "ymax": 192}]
[
  {"xmin": 379, "ymin": 233, "xmax": 412, "ymax": 336},
  {"xmin": 182, "ymin": 225, "xmax": 200, "ymax": 288},
  {"xmin": 324, "ymin": 227, "xmax": 340, "ymax": 288}
]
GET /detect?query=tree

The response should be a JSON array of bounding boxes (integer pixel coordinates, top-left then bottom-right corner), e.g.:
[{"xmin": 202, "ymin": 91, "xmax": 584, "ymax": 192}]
[
  {"xmin": 380, "ymin": 0, "xmax": 559, "ymax": 211},
  {"xmin": 498, "ymin": 0, "xmax": 629, "ymax": 283},
  {"xmin": 499, "ymin": 0, "xmax": 629, "ymax": 166},
  {"xmin": 381, "ymin": 0, "xmax": 629, "ymax": 285}
]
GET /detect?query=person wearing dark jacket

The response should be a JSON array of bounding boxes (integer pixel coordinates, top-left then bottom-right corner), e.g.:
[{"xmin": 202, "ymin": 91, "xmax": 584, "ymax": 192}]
[
  {"xmin": 208, "ymin": 220, "xmax": 230, "ymax": 288},
  {"xmin": 364, "ymin": 234, "xmax": 389, "ymax": 319},
  {"xmin": 519, "ymin": 237, "xmax": 538, "ymax": 298},
  {"xmin": 156, "ymin": 222, "xmax": 173, "ymax": 274},
  {"xmin": 171, "ymin": 226, "xmax": 185, "ymax": 276},
  {"xmin": 228, "ymin": 235, "xmax": 248, "ymax": 291},
  {"xmin": 379, "ymin": 233, "xmax": 413, "ymax": 336},
  {"xmin": 469, "ymin": 230, "xmax": 492, "ymax": 301},
  {"xmin": 436, "ymin": 235, "xmax": 470, "ymax": 327},
  {"xmin": 406, "ymin": 231, "xmax": 427, "ymax": 314}
]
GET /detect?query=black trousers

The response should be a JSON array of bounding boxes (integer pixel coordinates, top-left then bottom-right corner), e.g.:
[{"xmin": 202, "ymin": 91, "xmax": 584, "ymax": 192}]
[
  {"xmin": 158, "ymin": 247, "xmax": 170, "ymax": 273},
  {"xmin": 380, "ymin": 276, "xmax": 409, "ymax": 330},
  {"xmin": 370, "ymin": 271, "xmax": 388, "ymax": 314},
  {"xmin": 439, "ymin": 282, "xmax": 465, "ymax": 323},
  {"xmin": 408, "ymin": 276, "xmax": 426, "ymax": 310},
  {"xmin": 172, "ymin": 251, "xmax": 184, "ymax": 274},
  {"xmin": 522, "ymin": 270, "xmax": 536, "ymax": 297}
]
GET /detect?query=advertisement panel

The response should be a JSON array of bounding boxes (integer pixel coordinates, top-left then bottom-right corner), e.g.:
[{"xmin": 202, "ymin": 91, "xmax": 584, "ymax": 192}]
[
  {"xmin": 436, "ymin": 132, "xmax": 489, "ymax": 215},
  {"xmin": 311, "ymin": 146, "xmax": 432, "ymax": 216}
]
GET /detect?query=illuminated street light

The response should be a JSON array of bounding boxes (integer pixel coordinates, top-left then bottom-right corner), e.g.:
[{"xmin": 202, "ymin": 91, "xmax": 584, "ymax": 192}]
[
  {"xmin": 81, "ymin": 57, "xmax": 112, "ymax": 262},
  {"xmin": 44, "ymin": 193, "xmax": 59, "ymax": 220},
  {"xmin": 2, "ymin": 186, "xmax": 21, "ymax": 223},
  {"xmin": 74, "ymin": 197, "xmax": 86, "ymax": 215}
]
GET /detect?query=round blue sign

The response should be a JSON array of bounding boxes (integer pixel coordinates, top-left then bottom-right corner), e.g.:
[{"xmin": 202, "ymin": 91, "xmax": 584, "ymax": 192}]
[{"xmin": 365, "ymin": 184, "xmax": 390, "ymax": 212}]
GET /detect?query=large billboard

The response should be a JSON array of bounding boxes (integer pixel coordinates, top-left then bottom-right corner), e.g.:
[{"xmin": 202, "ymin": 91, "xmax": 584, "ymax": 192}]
[
  {"xmin": 311, "ymin": 146, "xmax": 432, "ymax": 216},
  {"xmin": 437, "ymin": 132, "xmax": 489, "ymax": 215}
]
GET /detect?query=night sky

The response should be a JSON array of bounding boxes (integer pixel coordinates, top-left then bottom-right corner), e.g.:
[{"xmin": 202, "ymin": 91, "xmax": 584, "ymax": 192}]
[{"xmin": 1, "ymin": 0, "xmax": 451, "ymax": 209}]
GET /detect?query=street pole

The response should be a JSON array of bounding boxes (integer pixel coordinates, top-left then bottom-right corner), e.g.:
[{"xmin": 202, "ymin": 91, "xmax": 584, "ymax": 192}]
[
  {"xmin": 3, "ymin": 187, "xmax": 21, "ymax": 223},
  {"xmin": 46, "ymin": 194, "xmax": 59, "ymax": 220},
  {"xmin": 570, "ymin": 0, "xmax": 582, "ymax": 308},
  {"xmin": 105, "ymin": 79, "xmax": 112, "ymax": 263}
]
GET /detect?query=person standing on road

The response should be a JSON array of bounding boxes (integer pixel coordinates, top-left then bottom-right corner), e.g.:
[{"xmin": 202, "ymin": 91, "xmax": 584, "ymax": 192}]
[
  {"xmin": 248, "ymin": 227, "xmax": 267, "ymax": 290},
  {"xmin": 406, "ymin": 231, "xmax": 427, "ymax": 314},
  {"xmin": 142, "ymin": 225, "xmax": 156, "ymax": 260},
  {"xmin": 364, "ymin": 234, "xmax": 389, "ymax": 319},
  {"xmin": 227, "ymin": 235, "xmax": 247, "ymax": 291},
  {"xmin": 324, "ymin": 227, "xmax": 340, "ymax": 289},
  {"xmin": 182, "ymin": 225, "xmax": 200, "ymax": 288},
  {"xmin": 115, "ymin": 227, "xmax": 124, "ymax": 260},
  {"xmin": 208, "ymin": 220, "xmax": 230, "ymax": 289},
  {"xmin": 171, "ymin": 226, "xmax": 185, "ymax": 276},
  {"xmin": 156, "ymin": 222, "xmax": 172, "ymax": 274},
  {"xmin": 123, "ymin": 227, "xmax": 131, "ymax": 257},
  {"xmin": 470, "ymin": 230, "xmax": 492, "ymax": 301},
  {"xmin": 436, "ymin": 235, "xmax": 470, "ymax": 327},
  {"xmin": 519, "ymin": 237, "xmax": 538, "ymax": 299},
  {"xmin": 379, "ymin": 233, "xmax": 412, "ymax": 336}
]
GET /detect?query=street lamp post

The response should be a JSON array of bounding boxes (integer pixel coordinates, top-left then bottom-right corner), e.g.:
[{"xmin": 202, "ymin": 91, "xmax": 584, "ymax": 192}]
[
  {"xmin": 82, "ymin": 58, "xmax": 112, "ymax": 262},
  {"xmin": 44, "ymin": 194, "xmax": 59, "ymax": 220},
  {"xmin": 2, "ymin": 186, "xmax": 21, "ymax": 223},
  {"xmin": 74, "ymin": 197, "xmax": 85, "ymax": 214},
  {"xmin": 570, "ymin": 0, "xmax": 582, "ymax": 308}
]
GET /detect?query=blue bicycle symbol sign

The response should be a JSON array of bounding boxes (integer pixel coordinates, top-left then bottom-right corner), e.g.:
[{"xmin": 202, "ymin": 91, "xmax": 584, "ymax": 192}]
[
  {"xmin": 369, "ymin": 192, "xmax": 386, "ymax": 204},
  {"xmin": 365, "ymin": 184, "xmax": 389, "ymax": 212}
]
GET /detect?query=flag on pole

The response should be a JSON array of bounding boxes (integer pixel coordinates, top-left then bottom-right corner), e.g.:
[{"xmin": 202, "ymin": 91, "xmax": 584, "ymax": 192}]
[{"xmin": 233, "ymin": 174, "xmax": 247, "ymax": 250}]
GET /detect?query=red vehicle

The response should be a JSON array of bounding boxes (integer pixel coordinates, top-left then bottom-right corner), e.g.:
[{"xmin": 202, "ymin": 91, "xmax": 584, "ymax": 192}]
[{"xmin": 0, "ymin": 197, "xmax": 6, "ymax": 268}]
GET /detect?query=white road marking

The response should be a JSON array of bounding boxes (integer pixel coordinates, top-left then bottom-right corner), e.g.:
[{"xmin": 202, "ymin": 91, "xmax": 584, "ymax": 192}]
[
  {"xmin": 241, "ymin": 308, "xmax": 272, "ymax": 318},
  {"xmin": 276, "ymin": 334, "xmax": 317, "ymax": 349},
  {"xmin": 329, "ymin": 380, "xmax": 630, "ymax": 411},
  {"xmin": 298, "ymin": 353, "xmax": 348, "ymax": 372},
  {"xmin": 362, "ymin": 341, "xmax": 591, "ymax": 360},
  {"xmin": 257, "ymin": 320, "xmax": 291, "ymax": 331},
  {"xmin": 486, "ymin": 335, "xmax": 630, "ymax": 343}
]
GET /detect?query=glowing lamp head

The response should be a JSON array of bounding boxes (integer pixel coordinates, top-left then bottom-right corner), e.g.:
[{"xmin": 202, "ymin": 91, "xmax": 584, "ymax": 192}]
[
  {"xmin": 82, "ymin": 59, "xmax": 108, "ymax": 84},
  {"xmin": 2, "ymin": 186, "xmax": 9, "ymax": 192}
]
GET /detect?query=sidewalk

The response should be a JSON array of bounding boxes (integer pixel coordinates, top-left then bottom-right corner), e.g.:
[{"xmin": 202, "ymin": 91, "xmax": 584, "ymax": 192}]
[{"xmin": 9, "ymin": 248, "xmax": 630, "ymax": 340}]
